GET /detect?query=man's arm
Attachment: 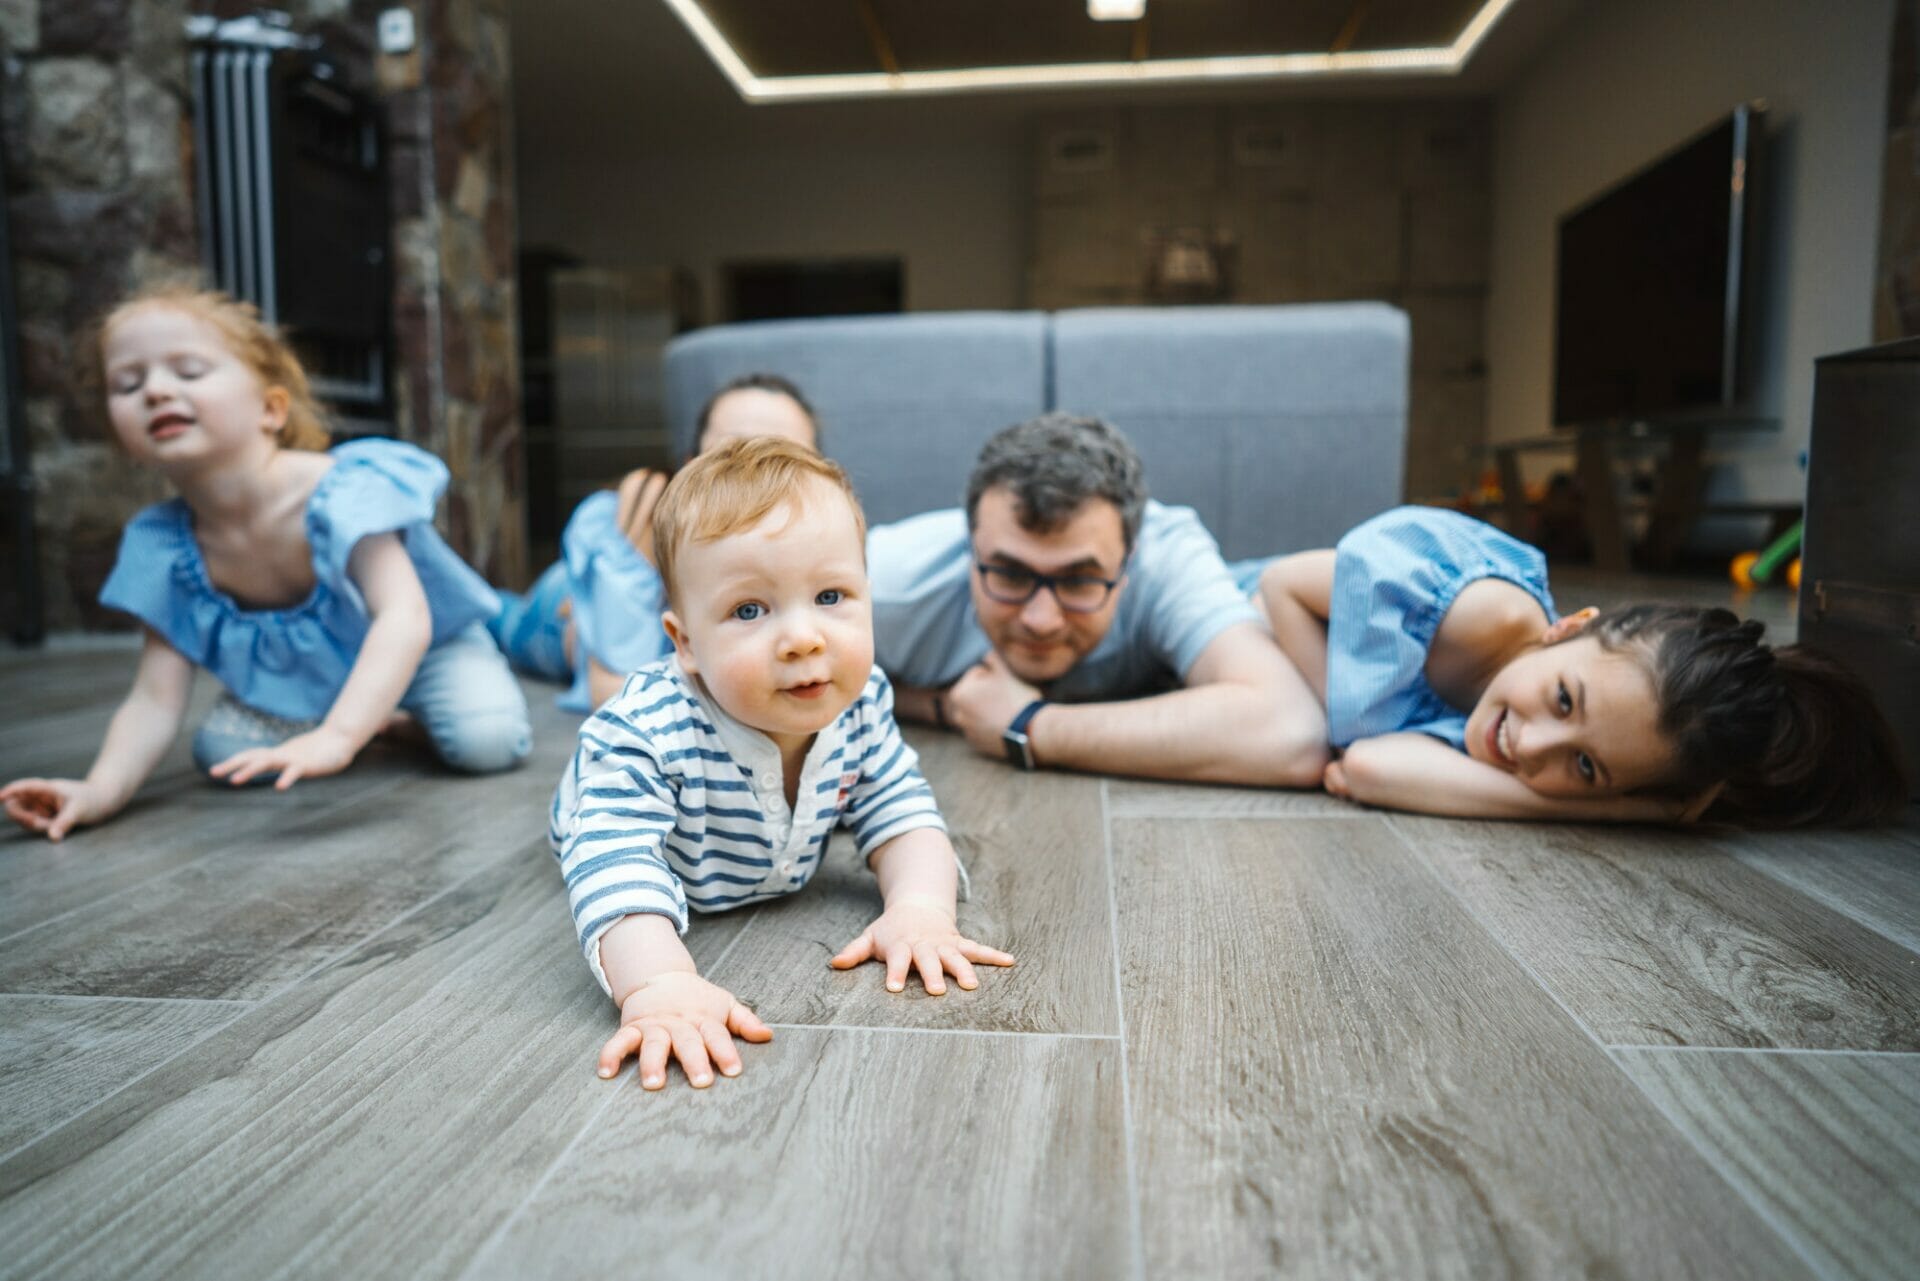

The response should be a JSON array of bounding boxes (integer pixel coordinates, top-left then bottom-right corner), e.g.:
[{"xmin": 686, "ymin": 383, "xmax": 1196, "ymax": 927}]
[
  {"xmin": 1330, "ymin": 732, "xmax": 1686, "ymax": 822},
  {"xmin": 947, "ymin": 623, "xmax": 1329, "ymax": 787},
  {"xmin": 886, "ymin": 681, "xmax": 948, "ymax": 728}
]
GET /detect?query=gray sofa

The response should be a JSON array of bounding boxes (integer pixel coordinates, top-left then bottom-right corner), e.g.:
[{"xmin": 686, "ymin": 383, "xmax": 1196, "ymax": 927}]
[{"xmin": 662, "ymin": 303, "xmax": 1408, "ymax": 558}]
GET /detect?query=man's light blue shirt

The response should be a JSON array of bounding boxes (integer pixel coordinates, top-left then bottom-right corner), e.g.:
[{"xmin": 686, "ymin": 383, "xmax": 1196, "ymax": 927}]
[{"xmin": 868, "ymin": 500, "xmax": 1259, "ymax": 701}]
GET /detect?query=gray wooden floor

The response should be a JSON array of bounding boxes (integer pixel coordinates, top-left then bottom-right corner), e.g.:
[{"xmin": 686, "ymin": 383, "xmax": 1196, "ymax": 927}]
[{"xmin": 3, "ymin": 579, "xmax": 1915, "ymax": 1280}]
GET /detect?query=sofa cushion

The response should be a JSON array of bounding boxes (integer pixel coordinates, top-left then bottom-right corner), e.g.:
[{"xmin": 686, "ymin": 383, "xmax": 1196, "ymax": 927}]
[
  {"xmin": 664, "ymin": 312, "xmax": 1049, "ymax": 526},
  {"xmin": 1052, "ymin": 303, "xmax": 1409, "ymax": 558}
]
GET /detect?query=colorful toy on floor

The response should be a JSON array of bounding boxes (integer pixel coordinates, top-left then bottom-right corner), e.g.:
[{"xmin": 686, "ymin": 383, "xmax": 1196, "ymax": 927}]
[{"xmin": 1730, "ymin": 519, "xmax": 1801, "ymax": 589}]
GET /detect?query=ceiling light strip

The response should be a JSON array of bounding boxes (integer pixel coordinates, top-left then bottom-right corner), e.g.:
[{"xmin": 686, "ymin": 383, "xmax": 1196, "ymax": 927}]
[
  {"xmin": 662, "ymin": 0, "xmax": 1518, "ymax": 102},
  {"xmin": 660, "ymin": 0, "xmax": 763, "ymax": 90},
  {"xmin": 1450, "ymin": 0, "xmax": 1523, "ymax": 59}
]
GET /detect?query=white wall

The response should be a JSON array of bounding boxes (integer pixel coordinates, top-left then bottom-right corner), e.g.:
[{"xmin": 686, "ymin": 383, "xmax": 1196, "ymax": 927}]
[
  {"xmin": 1487, "ymin": 0, "xmax": 1893, "ymax": 511},
  {"xmin": 516, "ymin": 136, "xmax": 1029, "ymax": 318}
]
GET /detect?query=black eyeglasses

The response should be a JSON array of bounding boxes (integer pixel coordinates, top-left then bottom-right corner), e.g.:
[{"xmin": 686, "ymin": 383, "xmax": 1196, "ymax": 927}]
[{"xmin": 973, "ymin": 560, "xmax": 1122, "ymax": 613}]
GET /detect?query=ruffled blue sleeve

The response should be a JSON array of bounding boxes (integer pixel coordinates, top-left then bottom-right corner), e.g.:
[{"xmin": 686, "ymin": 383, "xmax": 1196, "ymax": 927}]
[
  {"xmin": 560, "ymin": 491, "xmax": 671, "ymax": 710},
  {"xmin": 308, "ymin": 440, "xmax": 445, "ymax": 607},
  {"xmin": 1325, "ymin": 507, "xmax": 1555, "ymax": 749},
  {"xmin": 97, "ymin": 500, "xmax": 199, "ymax": 653},
  {"xmin": 308, "ymin": 438, "xmax": 500, "ymax": 641}
]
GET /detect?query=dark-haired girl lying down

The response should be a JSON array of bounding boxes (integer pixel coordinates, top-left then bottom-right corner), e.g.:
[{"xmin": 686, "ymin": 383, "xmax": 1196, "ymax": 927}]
[{"xmin": 1242, "ymin": 507, "xmax": 1905, "ymax": 827}]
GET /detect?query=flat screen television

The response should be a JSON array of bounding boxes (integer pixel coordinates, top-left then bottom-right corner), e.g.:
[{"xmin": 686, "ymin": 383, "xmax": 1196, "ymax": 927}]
[{"xmin": 1552, "ymin": 104, "xmax": 1762, "ymax": 428}]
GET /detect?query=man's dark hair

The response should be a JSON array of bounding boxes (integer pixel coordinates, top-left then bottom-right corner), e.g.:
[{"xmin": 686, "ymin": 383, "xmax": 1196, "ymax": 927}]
[
  {"xmin": 965, "ymin": 412, "xmax": 1148, "ymax": 551},
  {"xmin": 691, "ymin": 373, "xmax": 820, "ymax": 457}
]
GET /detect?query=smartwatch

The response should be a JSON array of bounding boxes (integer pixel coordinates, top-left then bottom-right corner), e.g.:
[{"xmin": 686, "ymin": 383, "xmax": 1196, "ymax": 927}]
[{"xmin": 1002, "ymin": 699, "xmax": 1048, "ymax": 772}]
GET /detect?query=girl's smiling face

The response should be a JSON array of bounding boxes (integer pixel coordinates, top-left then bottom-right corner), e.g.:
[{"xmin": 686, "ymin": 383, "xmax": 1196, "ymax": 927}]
[
  {"xmin": 102, "ymin": 305, "xmax": 287, "ymax": 466},
  {"xmin": 1464, "ymin": 632, "xmax": 1677, "ymax": 798}
]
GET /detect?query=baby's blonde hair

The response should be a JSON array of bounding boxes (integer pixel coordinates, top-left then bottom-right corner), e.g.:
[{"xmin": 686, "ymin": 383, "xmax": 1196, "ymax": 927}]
[
  {"xmin": 652, "ymin": 436, "xmax": 866, "ymax": 607},
  {"xmin": 87, "ymin": 285, "xmax": 333, "ymax": 451}
]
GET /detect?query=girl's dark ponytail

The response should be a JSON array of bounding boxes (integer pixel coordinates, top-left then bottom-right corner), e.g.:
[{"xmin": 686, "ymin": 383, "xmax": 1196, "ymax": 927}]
[
  {"xmin": 1721, "ymin": 646, "xmax": 1909, "ymax": 828},
  {"xmin": 1586, "ymin": 604, "xmax": 1908, "ymax": 828}
]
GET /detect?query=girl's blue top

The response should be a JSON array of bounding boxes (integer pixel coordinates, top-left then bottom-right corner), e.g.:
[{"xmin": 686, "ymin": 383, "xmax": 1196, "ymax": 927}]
[
  {"xmin": 1326, "ymin": 506, "xmax": 1556, "ymax": 750},
  {"xmin": 556, "ymin": 489, "xmax": 671, "ymax": 712},
  {"xmin": 98, "ymin": 439, "xmax": 501, "ymax": 722}
]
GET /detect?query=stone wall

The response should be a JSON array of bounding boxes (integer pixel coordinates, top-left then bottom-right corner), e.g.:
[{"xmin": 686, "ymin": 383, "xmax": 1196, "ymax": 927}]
[
  {"xmin": 1, "ymin": 0, "xmax": 523, "ymax": 631},
  {"xmin": 1876, "ymin": 0, "xmax": 1919, "ymax": 341},
  {"xmin": 1028, "ymin": 102, "xmax": 1491, "ymax": 503}
]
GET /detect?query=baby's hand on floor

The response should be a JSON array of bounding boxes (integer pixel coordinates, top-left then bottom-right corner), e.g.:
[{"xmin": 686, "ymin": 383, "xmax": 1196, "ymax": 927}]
[
  {"xmin": 210, "ymin": 725, "xmax": 358, "ymax": 789},
  {"xmin": 831, "ymin": 895, "xmax": 1015, "ymax": 995},
  {"xmin": 1, "ymin": 777, "xmax": 113, "ymax": 841},
  {"xmin": 600, "ymin": 971, "xmax": 772, "ymax": 1090},
  {"xmin": 1321, "ymin": 758, "xmax": 1352, "ymax": 799}
]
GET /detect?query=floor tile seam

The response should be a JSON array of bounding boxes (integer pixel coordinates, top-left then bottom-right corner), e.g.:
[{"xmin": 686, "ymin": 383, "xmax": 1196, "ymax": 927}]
[
  {"xmin": 1609, "ymin": 1044, "xmax": 1920, "ymax": 1060},
  {"xmin": 704, "ymin": 910, "xmax": 758, "ymax": 978},
  {"xmin": 0, "ymin": 992, "xmax": 252, "ymax": 1008},
  {"xmin": 0, "ymin": 772, "xmax": 415, "ymax": 950},
  {"xmin": 457, "ymin": 1086, "xmax": 624, "ymax": 1281},
  {"xmin": 0, "ymin": 837, "xmax": 542, "ymax": 1172},
  {"xmin": 1717, "ymin": 844, "xmax": 1920, "ymax": 960},
  {"xmin": 1600, "ymin": 1043, "xmax": 1832, "ymax": 1280},
  {"xmin": 1105, "ymin": 806, "xmax": 1374, "ymax": 820},
  {"xmin": 1378, "ymin": 818, "xmax": 1823, "ymax": 1277},
  {"xmin": 458, "ymin": 908, "xmax": 768, "ymax": 1277},
  {"xmin": 1100, "ymin": 777, "xmax": 1147, "ymax": 1281},
  {"xmin": 1379, "ymin": 815, "xmax": 1614, "ymax": 1051},
  {"xmin": 760, "ymin": 1022, "xmax": 1119, "ymax": 1042}
]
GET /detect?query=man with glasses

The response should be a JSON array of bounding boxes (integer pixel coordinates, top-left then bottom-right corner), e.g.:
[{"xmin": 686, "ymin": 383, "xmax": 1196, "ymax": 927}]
[{"xmin": 870, "ymin": 412, "xmax": 1327, "ymax": 786}]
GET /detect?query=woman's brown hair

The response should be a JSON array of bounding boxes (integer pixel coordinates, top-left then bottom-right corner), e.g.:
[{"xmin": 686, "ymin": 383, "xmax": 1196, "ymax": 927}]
[{"xmin": 84, "ymin": 285, "xmax": 332, "ymax": 451}]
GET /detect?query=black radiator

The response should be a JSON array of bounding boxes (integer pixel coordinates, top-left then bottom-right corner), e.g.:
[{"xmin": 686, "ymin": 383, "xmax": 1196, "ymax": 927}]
[{"xmin": 189, "ymin": 16, "xmax": 392, "ymax": 432}]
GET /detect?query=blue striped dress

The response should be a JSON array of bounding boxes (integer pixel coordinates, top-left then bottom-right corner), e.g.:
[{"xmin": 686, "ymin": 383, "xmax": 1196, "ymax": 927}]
[
  {"xmin": 550, "ymin": 659, "xmax": 949, "ymax": 993},
  {"xmin": 1324, "ymin": 507, "xmax": 1556, "ymax": 750}
]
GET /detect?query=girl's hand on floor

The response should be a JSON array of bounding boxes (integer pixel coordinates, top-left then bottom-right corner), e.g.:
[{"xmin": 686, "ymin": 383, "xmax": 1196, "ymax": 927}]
[
  {"xmin": 1, "ymin": 777, "xmax": 114, "ymax": 841},
  {"xmin": 210, "ymin": 725, "xmax": 359, "ymax": 789},
  {"xmin": 600, "ymin": 971, "xmax": 772, "ymax": 1090},
  {"xmin": 831, "ymin": 896, "xmax": 1016, "ymax": 996}
]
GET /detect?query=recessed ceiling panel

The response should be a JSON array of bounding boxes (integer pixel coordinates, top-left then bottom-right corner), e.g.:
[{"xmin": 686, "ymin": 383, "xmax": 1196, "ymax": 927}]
[
  {"xmin": 875, "ymin": 1, "xmax": 1137, "ymax": 72},
  {"xmin": 697, "ymin": 1, "xmax": 879, "ymax": 78},
  {"xmin": 669, "ymin": 0, "xmax": 1526, "ymax": 98},
  {"xmin": 1143, "ymin": 1, "xmax": 1367, "ymax": 59},
  {"xmin": 697, "ymin": 1, "xmax": 1500, "ymax": 78},
  {"xmin": 1150, "ymin": 0, "xmax": 1491, "ymax": 56},
  {"xmin": 1347, "ymin": 0, "xmax": 1494, "ymax": 48}
]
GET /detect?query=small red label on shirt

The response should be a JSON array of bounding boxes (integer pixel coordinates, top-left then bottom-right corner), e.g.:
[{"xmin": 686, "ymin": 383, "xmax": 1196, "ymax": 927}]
[{"xmin": 837, "ymin": 769, "xmax": 859, "ymax": 804}]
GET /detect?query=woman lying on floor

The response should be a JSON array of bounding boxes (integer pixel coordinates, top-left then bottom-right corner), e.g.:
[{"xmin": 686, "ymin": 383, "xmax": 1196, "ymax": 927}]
[
  {"xmin": 1243, "ymin": 506, "xmax": 1906, "ymax": 827},
  {"xmin": 489, "ymin": 373, "xmax": 819, "ymax": 713}
]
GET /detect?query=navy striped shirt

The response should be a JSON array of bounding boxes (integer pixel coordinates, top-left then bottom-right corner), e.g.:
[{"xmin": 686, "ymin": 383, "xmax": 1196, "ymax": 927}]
[{"xmin": 550, "ymin": 659, "xmax": 947, "ymax": 992}]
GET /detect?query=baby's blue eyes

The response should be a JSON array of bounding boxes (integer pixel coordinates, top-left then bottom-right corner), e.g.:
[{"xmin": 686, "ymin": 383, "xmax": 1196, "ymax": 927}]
[
  {"xmin": 730, "ymin": 591, "xmax": 845, "ymax": 620},
  {"xmin": 1576, "ymin": 752, "xmax": 1596, "ymax": 783},
  {"xmin": 1556, "ymin": 681, "xmax": 1573, "ymax": 715}
]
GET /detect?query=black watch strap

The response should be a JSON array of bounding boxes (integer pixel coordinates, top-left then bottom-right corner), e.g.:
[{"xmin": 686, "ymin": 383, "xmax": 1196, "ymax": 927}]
[{"xmin": 1002, "ymin": 699, "xmax": 1048, "ymax": 771}]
